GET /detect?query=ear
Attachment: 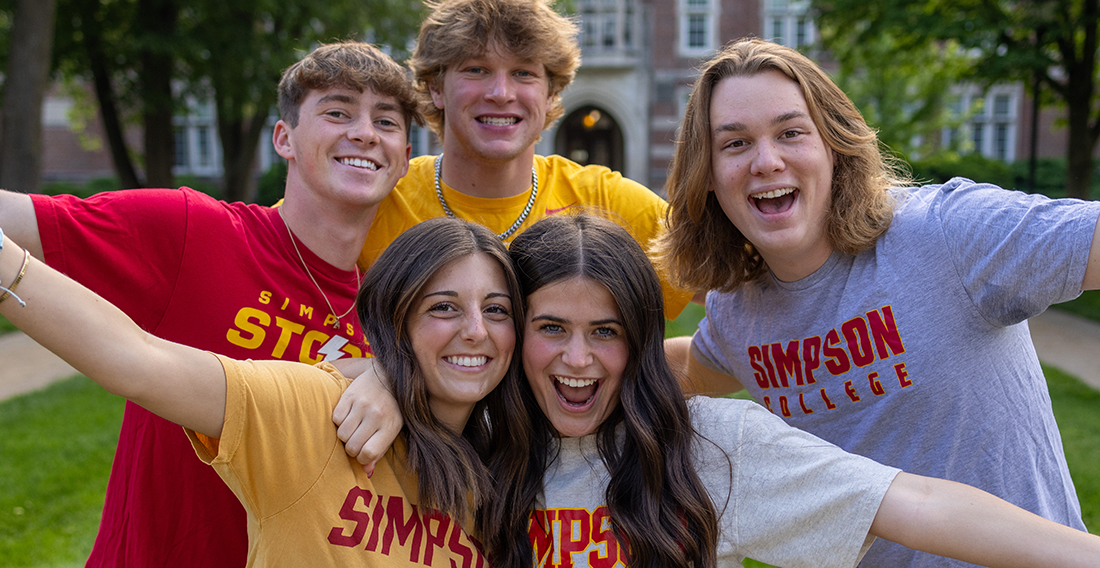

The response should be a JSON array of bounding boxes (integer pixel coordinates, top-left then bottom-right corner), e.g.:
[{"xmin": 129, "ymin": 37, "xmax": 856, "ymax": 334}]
[
  {"xmin": 399, "ymin": 143, "xmax": 412, "ymax": 178},
  {"xmin": 272, "ymin": 120, "xmax": 294, "ymax": 160},
  {"xmin": 429, "ymin": 77, "xmax": 446, "ymax": 110}
]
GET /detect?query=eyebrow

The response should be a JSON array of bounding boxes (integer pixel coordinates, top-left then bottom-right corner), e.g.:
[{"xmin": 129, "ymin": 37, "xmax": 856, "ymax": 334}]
[
  {"xmin": 315, "ymin": 93, "xmax": 356, "ymax": 106},
  {"xmin": 531, "ymin": 314, "xmax": 622, "ymax": 326},
  {"xmin": 713, "ymin": 110, "xmax": 809, "ymax": 136},
  {"xmin": 422, "ymin": 290, "xmax": 512, "ymax": 301}
]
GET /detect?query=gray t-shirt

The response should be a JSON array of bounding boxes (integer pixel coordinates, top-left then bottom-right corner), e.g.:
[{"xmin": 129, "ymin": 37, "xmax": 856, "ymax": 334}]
[
  {"xmin": 693, "ymin": 178, "xmax": 1096, "ymax": 567},
  {"xmin": 534, "ymin": 396, "xmax": 900, "ymax": 568}
]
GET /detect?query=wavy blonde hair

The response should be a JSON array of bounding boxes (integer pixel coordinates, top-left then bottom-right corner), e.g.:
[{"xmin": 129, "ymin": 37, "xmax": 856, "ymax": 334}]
[
  {"xmin": 409, "ymin": 0, "xmax": 581, "ymax": 141},
  {"xmin": 655, "ymin": 38, "xmax": 908, "ymax": 292}
]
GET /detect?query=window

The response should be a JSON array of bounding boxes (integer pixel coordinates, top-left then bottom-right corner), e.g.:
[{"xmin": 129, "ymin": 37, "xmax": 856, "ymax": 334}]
[
  {"xmin": 578, "ymin": 0, "xmax": 636, "ymax": 55},
  {"xmin": 764, "ymin": 0, "xmax": 815, "ymax": 49},
  {"xmin": 197, "ymin": 125, "xmax": 211, "ymax": 168},
  {"xmin": 173, "ymin": 97, "xmax": 222, "ymax": 177},
  {"xmin": 941, "ymin": 84, "xmax": 1019, "ymax": 162},
  {"xmin": 174, "ymin": 127, "xmax": 188, "ymax": 168},
  {"xmin": 679, "ymin": 0, "xmax": 715, "ymax": 56}
]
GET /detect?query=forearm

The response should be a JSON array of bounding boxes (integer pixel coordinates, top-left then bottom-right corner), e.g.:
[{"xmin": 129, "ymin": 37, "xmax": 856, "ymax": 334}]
[
  {"xmin": 665, "ymin": 336, "xmax": 744, "ymax": 395},
  {"xmin": 0, "ymin": 230, "xmax": 226, "ymax": 437},
  {"xmin": 872, "ymin": 472, "xmax": 1100, "ymax": 567}
]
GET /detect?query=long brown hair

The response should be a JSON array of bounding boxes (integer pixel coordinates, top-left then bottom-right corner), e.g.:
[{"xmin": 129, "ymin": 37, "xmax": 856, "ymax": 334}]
[
  {"xmin": 487, "ymin": 214, "xmax": 718, "ymax": 568},
  {"xmin": 356, "ymin": 217, "xmax": 528, "ymax": 522},
  {"xmin": 655, "ymin": 38, "xmax": 908, "ymax": 292}
]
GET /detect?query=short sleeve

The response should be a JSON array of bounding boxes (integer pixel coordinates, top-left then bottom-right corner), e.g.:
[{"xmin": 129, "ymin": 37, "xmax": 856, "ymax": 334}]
[
  {"xmin": 931, "ymin": 179, "xmax": 1100, "ymax": 326},
  {"xmin": 690, "ymin": 397, "xmax": 900, "ymax": 568}
]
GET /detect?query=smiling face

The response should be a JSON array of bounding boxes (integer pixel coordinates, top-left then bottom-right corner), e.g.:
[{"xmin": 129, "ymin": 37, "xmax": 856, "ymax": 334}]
[
  {"xmin": 408, "ymin": 252, "xmax": 516, "ymax": 432},
  {"xmin": 274, "ymin": 87, "xmax": 411, "ymax": 209},
  {"xmin": 709, "ymin": 71, "xmax": 836, "ymax": 282},
  {"xmin": 523, "ymin": 276, "xmax": 629, "ymax": 438},
  {"xmin": 430, "ymin": 44, "xmax": 552, "ymax": 166}
]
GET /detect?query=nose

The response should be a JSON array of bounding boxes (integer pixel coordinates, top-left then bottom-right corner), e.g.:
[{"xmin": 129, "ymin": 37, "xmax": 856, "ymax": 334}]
[
  {"xmin": 460, "ymin": 313, "xmax": 489, "ymax": 343},
  {"xmin": 348, "ymin": 118, "xmax": 380, "ymax": 145},
  {"xmin": 750, "ymin": 139, "xmax": 784, "ymax": 176},
  {"xmin": 484, "ymin": 73, "xmax": 516, "ymax": 104},
  {"xmin": 561, "ymin": 334, "xmax": 593, "ymax": 369}
]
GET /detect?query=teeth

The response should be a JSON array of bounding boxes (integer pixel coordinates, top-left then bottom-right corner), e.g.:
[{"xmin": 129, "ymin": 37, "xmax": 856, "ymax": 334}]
[
  {"xmin": 555, "ymin": 376, "xmax": 597, "ymax": 388},
  {"xmin": 339, "ymin": 157, "xmax": 379, "ymax": 171},
  {"xmin": 479, "ymin": 117, "xmax": 518, "ymax": 126},
  {"xmin": 446, "ymin": 355, "xmax": 488, "ymax": 367},
  {"xmin": 752, "ymin": 187, "xmax": 795, "ymax": 200}
]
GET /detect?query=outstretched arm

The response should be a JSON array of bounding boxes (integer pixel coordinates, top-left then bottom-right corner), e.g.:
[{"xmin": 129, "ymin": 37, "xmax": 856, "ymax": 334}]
[
  {"xmin": 0, "ymin": 189, "xmax": 43, "ymax": 259},
  {"xmin": 871, "ymin": 472, "xmax": 1100, "ymax": 567},
  {"xmin": 1084, "ymin": 216, "xmax": 1100, "ymax": 290},
  {"xmin": 664, "ymin": 335, "xmax": 744, "ymax": 395},
  {"xmin": 331, "ymin": 357, "xmax": 403, "ymax": 475},
  {"xmin": 0, "ymin": 229, "xmax": 226, "ymax": 437}
]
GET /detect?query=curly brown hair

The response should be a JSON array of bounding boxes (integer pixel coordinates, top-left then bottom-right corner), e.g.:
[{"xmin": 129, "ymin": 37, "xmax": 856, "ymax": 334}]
[
  {"xmin": 655, "ymin": 38, "xmax": 908, "ymax": 292},
  {"xmin": 409, "ymin": 0, "xmax": 581, "ymax": 141}
]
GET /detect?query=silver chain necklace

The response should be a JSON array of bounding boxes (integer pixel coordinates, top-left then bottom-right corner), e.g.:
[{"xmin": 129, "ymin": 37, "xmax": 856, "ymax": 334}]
[
  {"xmin": 279, "ymin": 211, "xmax": 359, "ymax": 330},
  {"xmin": 433, "ymin": 153, "xmax": 538, "ymax": 240}
]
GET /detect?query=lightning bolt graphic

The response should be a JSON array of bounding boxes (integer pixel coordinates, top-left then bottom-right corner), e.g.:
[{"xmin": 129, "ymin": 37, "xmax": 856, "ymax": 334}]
[{"xmin": 318, "ymin": 335, "xmax": 350, "ymax": 361}]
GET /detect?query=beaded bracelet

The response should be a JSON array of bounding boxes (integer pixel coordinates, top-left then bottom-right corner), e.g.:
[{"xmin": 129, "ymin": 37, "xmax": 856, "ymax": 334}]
[{"xmin": 0, "ymin": 227, "xmax": 28, "ymax": 307}]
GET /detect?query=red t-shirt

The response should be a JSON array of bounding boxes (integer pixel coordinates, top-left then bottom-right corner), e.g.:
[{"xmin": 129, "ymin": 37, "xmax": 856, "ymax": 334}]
[{"xmin": 33, "ymin": 188, "xmax": 369, "ymax": 567}]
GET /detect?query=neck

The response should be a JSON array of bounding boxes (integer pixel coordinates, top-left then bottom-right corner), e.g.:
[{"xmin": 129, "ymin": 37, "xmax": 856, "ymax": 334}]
[
  {"xmin": 766, "ymin": 246, "xmax": 834, "ymax": 283},
  {"xmin": 439, "ymin": 145, "xmax": 537, "ymax": 199},
  {"xmin": 278, "ymin": 195, "xmax": 377, "ymax": 271}
]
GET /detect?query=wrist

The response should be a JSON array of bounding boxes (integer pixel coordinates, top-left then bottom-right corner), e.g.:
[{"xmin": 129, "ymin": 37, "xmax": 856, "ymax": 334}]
[{"xmin": 0, "ymin": 228, "xmax": 28, "ymax": 307}]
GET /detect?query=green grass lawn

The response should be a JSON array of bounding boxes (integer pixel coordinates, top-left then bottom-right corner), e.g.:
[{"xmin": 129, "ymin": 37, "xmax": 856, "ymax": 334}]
[
  {"xmin": 0, "ymin": 313, "xmax": 15, "ymax": 335},
  {"xmin": 0, "ymin": 376, "xmax": 123, "ymax": 567}
]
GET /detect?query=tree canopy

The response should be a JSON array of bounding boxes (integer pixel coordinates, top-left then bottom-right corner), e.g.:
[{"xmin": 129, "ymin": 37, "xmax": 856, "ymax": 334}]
[
  {"xmin": 813, "ymin": 0, "xmax": 1100, "ymax": 198},
  {"xmin": 1, "ymin": 0, "xmax": 423, "ymax": 198}
]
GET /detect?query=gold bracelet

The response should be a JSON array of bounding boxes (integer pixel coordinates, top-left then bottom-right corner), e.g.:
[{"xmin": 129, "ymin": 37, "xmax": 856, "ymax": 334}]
[{"xmin": 0, "ymin": 249, "xmax": 29, "ymax": 305}]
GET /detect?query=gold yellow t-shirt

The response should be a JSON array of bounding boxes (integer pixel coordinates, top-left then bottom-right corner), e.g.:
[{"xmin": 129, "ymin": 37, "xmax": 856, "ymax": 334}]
[
  {"xmin": 359, "ymin": 154, "xmax": 693, "ymax": 319},
  {"xmin": 188, "ymin": 356, "xmax": 485, "ymax": 567}
]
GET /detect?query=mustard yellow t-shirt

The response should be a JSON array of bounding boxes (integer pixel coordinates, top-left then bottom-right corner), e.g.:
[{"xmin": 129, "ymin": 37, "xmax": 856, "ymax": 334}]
[
  {"xmin": 188, "ymin": 356, "xmax": 485, "ymax": 567},
  {"xmin": 359, "ymin": 154, "xmax": 692, "ymax": 319}
]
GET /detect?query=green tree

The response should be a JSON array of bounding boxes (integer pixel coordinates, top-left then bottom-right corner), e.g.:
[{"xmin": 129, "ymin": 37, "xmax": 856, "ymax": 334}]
[
  {"xmin": 50, "ymin": 0, "xmax": 422, "ymax": 199},
  {"xmin": 813, "ymin": 0, "xmax": 1099, "ymax": 199},
  {"xmin": 817, "ymin": 26, "xmax": 972, "ymax": 159}
]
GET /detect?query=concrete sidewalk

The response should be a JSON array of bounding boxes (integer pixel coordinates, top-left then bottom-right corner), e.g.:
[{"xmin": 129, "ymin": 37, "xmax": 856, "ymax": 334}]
[{"xmin": 2, "ymin": 307, "xmax": 1100, "ymax": 402}]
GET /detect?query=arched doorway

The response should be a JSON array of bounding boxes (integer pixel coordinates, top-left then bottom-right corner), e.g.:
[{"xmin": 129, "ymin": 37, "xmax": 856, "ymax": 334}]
[{"xmin": 555, "ymin": 105, "xmax": 624, "ymax": 172}]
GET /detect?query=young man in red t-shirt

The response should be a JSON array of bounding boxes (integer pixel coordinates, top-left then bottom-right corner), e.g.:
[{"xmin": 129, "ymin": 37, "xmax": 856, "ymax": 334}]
[{"xmin": 0, "ymin": 42, "xmax": 414, "ymax": 567}]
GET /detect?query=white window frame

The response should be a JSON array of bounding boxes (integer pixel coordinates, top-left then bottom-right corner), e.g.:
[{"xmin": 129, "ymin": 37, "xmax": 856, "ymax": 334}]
[
  {"xmin": 941, "ymin": 83, "xmax": 1020, "ymax": 162},
  {"xmin": 578, "ymin": 0, "xmax": 638, "ymax": 55},
  {"xmin": 763, "ymin": 0, "xmax": 816, "ymax": 49},
  {"xmin": 679, "ymin": 0, "xmax": 717, "ymax": 57}
]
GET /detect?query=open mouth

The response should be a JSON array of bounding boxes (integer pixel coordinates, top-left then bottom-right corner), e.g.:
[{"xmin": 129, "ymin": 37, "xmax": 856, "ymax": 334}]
[
  {"xmin": 751, "ymin": 187, "xmax": 796, "ymax": 214},
  {"xmin": 338, "ymin": 157, "xmax": 379, "ymax": 171},
  {"xmin": 553, "ymin": 375, "xmax": 598, "ymax": 407},
  {"xmin": 478, "ymin": 117, "xmax": 518, "ymax": 126}
]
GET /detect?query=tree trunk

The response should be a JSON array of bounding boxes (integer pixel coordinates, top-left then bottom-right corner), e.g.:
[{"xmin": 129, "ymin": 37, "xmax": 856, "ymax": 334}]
[
  {"xmin": 0, "ymin": 0, "xmax": 59, "ymax": 193},
  {"xmin": 137, "ymin": 0, "xmax": 178, "ymax": 189},
  {"xmin": 219, "ymin": 111, "xmax": 269, "ymax": 203},
  {"xmin": 79, "ymin": 1, "xmax": 142, "ymax": 189}
]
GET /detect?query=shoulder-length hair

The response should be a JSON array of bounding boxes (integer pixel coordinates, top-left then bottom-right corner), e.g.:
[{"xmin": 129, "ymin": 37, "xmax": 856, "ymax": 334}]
[
  {"xmin": 486, "ymin": 214, "xmax": 718, "ymax": 568},
  {"xmin": 655, "ymin": 38, "xmax": 907, "ymax": 292},
  {"xmin": 410, "ymin": 0, "xmax": 581, "ymax": 140},
  {"xmin": 356, "ymin": 217, "xmax": 529, "ymax": 522}
]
